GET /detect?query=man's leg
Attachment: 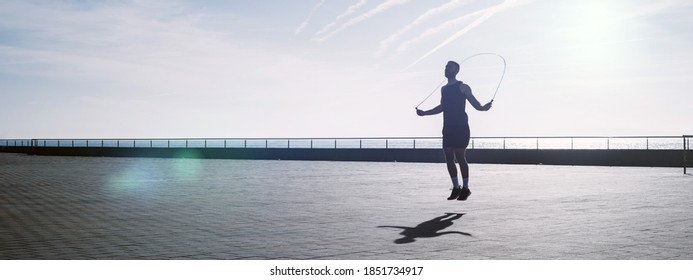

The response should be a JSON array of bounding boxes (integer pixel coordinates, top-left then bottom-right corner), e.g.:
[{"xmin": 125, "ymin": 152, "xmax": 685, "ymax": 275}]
[
  {"xmin": 444, "ymin": 147, "xmax": 458, "ymax": 179},
  {"xmin": 454, "ymin": 148, "xmax": 472, "ymax": 201},
  {"xmin": 444, "ymin": 147, "xmax": 461, "ymax": 200},
  {"xmin": 454, "ymin": 148, "xmax": 469, "ymax": 183}
]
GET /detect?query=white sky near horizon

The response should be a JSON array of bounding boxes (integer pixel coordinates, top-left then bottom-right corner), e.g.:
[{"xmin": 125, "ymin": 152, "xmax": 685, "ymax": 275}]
[{"xmin": 1, "ymin": 0, "xmax": 692, "ymax": 139}]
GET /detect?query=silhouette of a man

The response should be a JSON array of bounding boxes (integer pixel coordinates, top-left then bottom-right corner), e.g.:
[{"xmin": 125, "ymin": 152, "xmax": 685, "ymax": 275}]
[{"xmin": 417, "ymin": 61, "xmax": 492, "ymax": 201}]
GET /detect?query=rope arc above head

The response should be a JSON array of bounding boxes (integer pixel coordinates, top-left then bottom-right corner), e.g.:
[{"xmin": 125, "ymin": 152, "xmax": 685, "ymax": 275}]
[
  {"xmin": 459, "ymin": 53, "xmax": 506, "ymax": 102},
  {"xmin": 415, "ymin": 53, "xmax": 506, "ymax": 109}
]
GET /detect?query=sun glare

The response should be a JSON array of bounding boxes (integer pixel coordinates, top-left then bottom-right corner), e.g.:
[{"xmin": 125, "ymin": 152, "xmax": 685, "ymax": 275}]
[{"xmin": 567, "ymin": 1, "xmax": 630, "ymax": 74}]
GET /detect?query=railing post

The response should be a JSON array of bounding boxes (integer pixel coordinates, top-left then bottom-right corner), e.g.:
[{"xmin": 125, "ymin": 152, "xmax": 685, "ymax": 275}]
[
  {"xmin": 684, "ymin": 135, "xmax": 687, "ymax": 175},
  {"xmin": 265, "ymin": 139, "xmax": 268, "ymax": 148},
  {"xmin": 360, "ymin": 139, "xmax": 362, "ymax": 149},
  {"xmin": 186, "ymin": 140, "xmax": 188, "ymax": 148},
  {"xmin": 386, "ymin": 139, "xmax": 389, "ymax": 149},
  {"xmin": 413, "ymin": 139, "xmax": 416, "ymax": 149},
  {"xmin": 150, "ymin": 140, "xmax": 153, "ymax": 148},
  {"xmin": 646, "ymin": 138, "xmax": 649, "ymax": 150},
  {"xmin": 503, "ymin": 138, "xmax": 506, "ymax": 149},
  {"xmin": 168, "ymin": 140, "xmax": 170, "ymax": 148},
  {"xmin": 607, "ymin": 137, "xmax": 610, "ymax": 150},
  {"xmin": 224, "ymin": 140, "xmax": 227, "ymax": 148},
  {"xmin": 571, "ymin": 138, "xmax": 574, "ymax": 150},
  {"xmin": 536, "ymin": 138, "xmax": 539, "ymax": 150},
  {"xmin": 205, "ymin": 140, "xmax": 207, "ymax": 148},
  {"xmin": 334, "ymin": 139, "xmax": 337, "ymax": 149},
  {"xmin": 310, "ymin": 139, "xmax": 313, "ymax": 149},
  {"xmin": 244, "ymin": 140, "xmax": 247, "ymax": 148}
]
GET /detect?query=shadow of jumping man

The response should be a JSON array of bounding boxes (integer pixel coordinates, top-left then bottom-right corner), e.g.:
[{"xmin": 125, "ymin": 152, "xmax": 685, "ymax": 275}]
[{"xmin": 378, "ymin": 213, "xmax": 472, "ymax": 244}]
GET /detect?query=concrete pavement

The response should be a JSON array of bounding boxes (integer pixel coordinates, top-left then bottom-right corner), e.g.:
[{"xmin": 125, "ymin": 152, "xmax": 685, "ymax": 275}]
[{"xmin": 1, "ymin": 153, "xmax": 692, "ymax": 259}]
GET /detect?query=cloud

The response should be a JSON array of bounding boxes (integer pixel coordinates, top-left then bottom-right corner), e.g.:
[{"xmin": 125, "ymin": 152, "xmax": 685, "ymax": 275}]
[
  {"xmin": 315, "ymin": 0, "xmax": 369, "ymax": 37},
  {"xmin": 295, "ymin": 0, "xmax": 326, "ymax": 35},
  {"xmin": 314, "ymin": 0, "xmax": 409, "ymax": 42},
  {"xmin": 404, "ymin": 0, "xmax": 522, "ymax": 70},
  {"xmin": 0, "ymin": 1, "xmax": 314, "ymax": 100},
  {"xmin": 338, "ymin": 0, "xmax": 370, "ymax": 20},
  {"xmin": 0, "ymin": 1, "xmax": 401, "ymax": 138},
  {"xmin": 394, "ymin": 9, "xmax": 485, "ymax": 56},
  {"xmin": 376, "ymin": 0, "xmax": 471, "ymax": 56}
]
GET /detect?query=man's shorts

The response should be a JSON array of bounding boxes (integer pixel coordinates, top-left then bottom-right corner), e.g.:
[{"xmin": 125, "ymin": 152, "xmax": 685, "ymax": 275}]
[{"xmin": 442, "ymin": 125, "xmax": 470, "ymax": 149}]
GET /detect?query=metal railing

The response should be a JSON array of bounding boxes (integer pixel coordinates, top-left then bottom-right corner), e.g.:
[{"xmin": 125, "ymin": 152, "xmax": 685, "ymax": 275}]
[
  {"xmin": 4, "ymin": 136, "xmax": 692, "ymax": 172},
  {"xmin": 685, "ymin": 135, "xmax": 692, "ymax": 174},
  {"xmin": 0, "ymin": 136, "xmax": 687, "ymax": 150},
  {"xmin": 1, "ymin": 139, "xmax": 32, "ymax": 147}
]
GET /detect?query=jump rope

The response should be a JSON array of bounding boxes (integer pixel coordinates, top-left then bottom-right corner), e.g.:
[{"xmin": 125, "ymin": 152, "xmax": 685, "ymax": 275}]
[{"xmin": 415, "ymin": 53, "xmax": 506, "ymax": 110}]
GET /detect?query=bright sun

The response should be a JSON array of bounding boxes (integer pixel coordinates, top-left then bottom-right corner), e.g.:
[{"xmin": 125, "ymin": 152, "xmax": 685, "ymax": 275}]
[{"xmin": 567, "ymin": 1, "xmax": 631, "ymax": 74}]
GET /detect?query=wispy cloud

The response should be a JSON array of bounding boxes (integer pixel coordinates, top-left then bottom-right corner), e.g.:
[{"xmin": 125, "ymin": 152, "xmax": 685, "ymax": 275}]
[
  {"xmin": 295, "ymin": 0, "xmax": 326, "ymax": 35},
  {"xmin": 338, "ymin": 0, "xmax": 370, "ymax": 20},
  {"xmin": 376, "ymin": 0, "xmax": 471, "ymax": 56},
  {"xmin": 314, "ymin": 0, "xmax": 409, "ymax": 42},
  {"xmin": 315, "ymin": 0, "xmax": 369, "ymax": 37},
  {"xmin": 0, "ymin": 1, "xmax": 317, "ymax": 100},
  {"xmin": 404, "ymin": 0, "xmax": 522, "ymax": 70},
  {"xmin": 394, "ymin": 9, "xmax": 485, "ymax": 56}
]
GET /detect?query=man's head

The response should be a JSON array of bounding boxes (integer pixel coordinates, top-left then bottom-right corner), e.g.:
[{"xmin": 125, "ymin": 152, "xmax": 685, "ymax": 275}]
[{"xmin": 445, "ymin": 61, "xmax": 459, "ymax": 78}]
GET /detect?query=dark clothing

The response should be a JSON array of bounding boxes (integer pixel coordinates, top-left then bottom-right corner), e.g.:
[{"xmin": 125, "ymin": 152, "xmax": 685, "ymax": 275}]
[
  {"xmin": 441, "ymin": 81, "xmax": 470, "ymax": 148},
  {"xmin": 442, "ymin": 125, "xmax": 470, "ymax": 149},
  {"xmin": 441, "ymin": 81, "xmax": 468, "ymax": 127}
]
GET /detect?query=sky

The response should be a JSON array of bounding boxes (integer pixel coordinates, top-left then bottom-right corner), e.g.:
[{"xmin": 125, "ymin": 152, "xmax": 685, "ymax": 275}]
[{"xmin": 1, "ymin": 0, "xmax": 692, "ymax": 139}]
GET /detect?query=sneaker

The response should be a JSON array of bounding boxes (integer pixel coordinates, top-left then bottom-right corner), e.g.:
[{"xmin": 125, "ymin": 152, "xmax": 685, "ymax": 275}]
[
  {"xmin": 447, "ymin": 188, "xmax": 461, "ymax": 200},
  {"xmin": 457, "ymin": 187, "xmax": 471, "ymax": 201}
]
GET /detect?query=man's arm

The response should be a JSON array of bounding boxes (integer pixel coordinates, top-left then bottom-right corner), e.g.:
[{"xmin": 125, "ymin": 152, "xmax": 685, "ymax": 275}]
[
  {"xmin": 462, "ymin": 83, "xmax": 492, "ymax": 111},
  {"xmin": 417, "ymin": 104, "xmax": 443, "ymax": 116}
]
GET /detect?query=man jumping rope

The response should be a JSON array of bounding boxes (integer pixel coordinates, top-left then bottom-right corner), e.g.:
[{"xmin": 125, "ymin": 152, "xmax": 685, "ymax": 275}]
[{"xmin": 416, "ymin": 61, "xmax": 492, "ymax": 201}]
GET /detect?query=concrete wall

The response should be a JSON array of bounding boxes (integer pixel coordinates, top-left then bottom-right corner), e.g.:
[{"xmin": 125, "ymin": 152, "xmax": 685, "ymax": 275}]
[{"xmin": 1, "ymin": 146, "xmax": 686, "ymax": 167}]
